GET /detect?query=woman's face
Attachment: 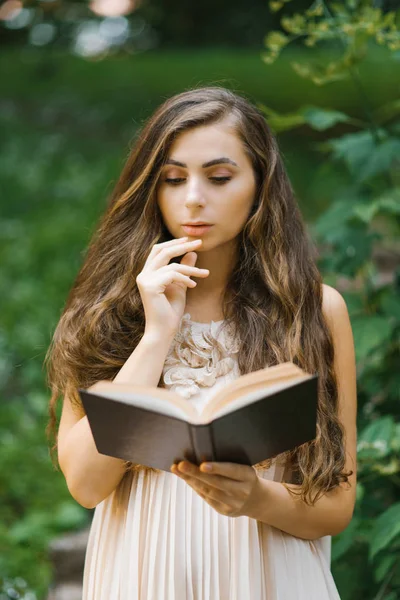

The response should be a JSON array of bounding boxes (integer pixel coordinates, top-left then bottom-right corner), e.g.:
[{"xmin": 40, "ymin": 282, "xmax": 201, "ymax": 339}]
[{"xmin": 156, "ymin": 120, "xmax": 257, "ymax": 251}]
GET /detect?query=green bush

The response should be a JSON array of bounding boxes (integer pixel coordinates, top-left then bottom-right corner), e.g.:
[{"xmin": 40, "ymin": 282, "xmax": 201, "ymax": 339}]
[
  {"xmin": 0, "ymin": 25, "xmax": 399, "ymax": 597},
  {"xmin": 0, "ymin": 577, "xmax": 37, "ymax": 599},
  {"xmin": 261, "ymin": 1, "xmax": 400, "ymax": 597}
]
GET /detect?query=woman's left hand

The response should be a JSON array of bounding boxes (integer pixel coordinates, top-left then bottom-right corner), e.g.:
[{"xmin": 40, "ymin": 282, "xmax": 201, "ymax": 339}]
[{"xmin": 170, "ymin": 460, "xmax": 261, "ymax": 518}]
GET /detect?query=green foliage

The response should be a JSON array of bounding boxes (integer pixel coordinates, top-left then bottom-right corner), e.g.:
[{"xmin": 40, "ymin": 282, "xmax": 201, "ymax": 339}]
[
  {"xmin": 370, "ymin": 503, "xmax": 400, "ymax": 561},
  {"xmin": 264, "ymin": 0, "xmax": 400, "ymax": 83},
  {"xmin": 0, "ymin": 39, "xmax": 399, "ymax": 599},
  {"xmin": 0, "ymin": 46, "xmax": 340, "ymax": 599},
  {"xmin": 262, "ymin": 1, "xmax": 400, "ymax": 597},
  {"xmin": 0, "ymin": 577, "xmax": 37, "ymax": 599},
  {"xmin": 0, "ymin": 114, "xmax": 106, "ymax": 597}
]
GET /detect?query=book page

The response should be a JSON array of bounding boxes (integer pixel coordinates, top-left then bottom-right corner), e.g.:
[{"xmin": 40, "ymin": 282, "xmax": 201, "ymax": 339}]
[
  {"xmin": 88, "ymin": 381, "xmax": 200, "ymax": 422},
  {"xmin": 203, "ymin": 373, "xmax": 306, "ymax": 418},
  {"xmin": 201, "ymin": 363, "xmax": 308, "ymax": 419},
  {"xmin": 201, "ymin": 375, "xmax": 312, "ymax": 422},
  {"xmin": 87, "ymin": 362, "xmax": 310, "ymax": 426}
]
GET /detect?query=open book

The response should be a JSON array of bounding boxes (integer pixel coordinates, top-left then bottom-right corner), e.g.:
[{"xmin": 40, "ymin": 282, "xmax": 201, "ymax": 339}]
[{"xmin": 79, "ymin": 362, "xmax": 318, "ymax": 472}]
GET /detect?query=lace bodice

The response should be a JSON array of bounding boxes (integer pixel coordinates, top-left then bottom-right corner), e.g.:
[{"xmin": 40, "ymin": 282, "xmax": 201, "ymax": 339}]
[
  {"xmin": 160, "ymin": 311, "xmax": 291, "ymax": 480},
  {"xmin": 161, "ymin": 312, "xmax": 241, "ymax": 401}
]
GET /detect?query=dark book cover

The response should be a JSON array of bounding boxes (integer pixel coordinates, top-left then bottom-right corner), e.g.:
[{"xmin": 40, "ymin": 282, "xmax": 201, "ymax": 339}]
[{"xmin": 79, "ymin": 375, "xmax": 318, "ymax": 472}]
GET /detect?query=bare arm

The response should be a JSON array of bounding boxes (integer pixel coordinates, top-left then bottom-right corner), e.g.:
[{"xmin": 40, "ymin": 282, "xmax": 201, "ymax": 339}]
[
  {"xmin": 58, "ymin": 332, "xmax": 175, "ymax": 509},
  {"xmin": 58, "ymin": 236, "xmax": 209, "ymax": 509},
  {"xmin": 245, "ymin": 284, "xmax": 358, "ymax": 539},
  {"xmin": 246, "ymin": 476, "xmax": 355, "ymax": 540}
]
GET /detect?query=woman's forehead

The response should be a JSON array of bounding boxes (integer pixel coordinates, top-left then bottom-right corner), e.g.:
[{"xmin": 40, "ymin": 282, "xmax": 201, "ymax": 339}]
[{"xmin": 166, "ymin": 123, "xmax": 246, "ymax": 165}]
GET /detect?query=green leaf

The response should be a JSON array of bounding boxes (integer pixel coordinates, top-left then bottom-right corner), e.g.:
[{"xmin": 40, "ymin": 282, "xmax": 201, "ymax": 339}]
[
  {"xmin": 327, "ymin": 130, "xmax": 380, "ymax": 175},
  {"xmin": 372, "ymin": 457, "xmax": 400, "ymax": 475},
  {"xmin": 342, "ymin": 291, "xmax": 364, "ymax": 316},
  {"xmin": 301, "ymin": 106, "xmax": 351, "ymax": 131},
  {"xmin": 351, "ymin": 315, "xmax": 393, "ymax": 360},
  {"xmin": 258, "ymin": 103, "xmax": 306, "ymax": 132},
  {"xmin": 264, "ymin": 31, "xmax": 290, "ymax": 51},
  {"xmin": 356, "ymin": 482, "xmax": 365, "ymax": 503},
  {"xmin": 351, "ymin": 190, "xmax": 400, "ymax": 236},
  {"xmin": 8, "ymin": 511, "xmax": 51, "ymax": 545},
  {"xmin": 268, "ymin": 0, "xmax": 284, "ymax": 12},
  {"xmin": 281, "ymin": 14, "xmax": 306, "ymax": 35},
  {"xmin": 332, "ymin": 227, "xmax": 378, "ymax": 277},
  {"xmin": 381, "ymin": 593, "xmax": 398, "ymax": 600},
  {"xmin": 357, "ymin": 138, "xmax": 400, "ymax": 183},
  {"xmin": 52, "ymin": 501, "xmax": 87, "ymax": 530},
  {"xmin": 352, "ymin": 201, "xmax": 380, "ymax": 224},
  {"xmin": 357, "ymin": 415, "xmax": 395, "ymax": 459},
  {"xmin": 392, "ymin": 424, "xmax": 400, "ymax": 453},
  {"xmin": 358, "ymin": 415, "xmax": 394, "ymax": 444},
  {"xmin": 374, "ymin": 188, "xmax": 400, "ymax": 215},
  {"xmin": 381, "ymin": 288, "xmax": 400, "ymax": 320},
  {"xmin": 332, "ymin": 516, "xmax": 360, "ymax": 561},
  {"xmin": 313, "ymin": 200, "xmax": 355, "ymax": 239},
  {"xmin": 291, "ymin": 61, "xmax": 350, "ymax": 85},
  {"xmin": 370, "ymin": 502, "xmax": 400, "ymax": 560},
  {"xmin": 373, "ymin": 98, "xmax": 400, "ymax": 125}
]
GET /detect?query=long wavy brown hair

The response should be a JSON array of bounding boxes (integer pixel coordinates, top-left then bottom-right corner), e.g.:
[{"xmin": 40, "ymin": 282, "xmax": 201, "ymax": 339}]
[{"xmin": 44, "ymin": 85, "xmax": 352, "ymax": 505}]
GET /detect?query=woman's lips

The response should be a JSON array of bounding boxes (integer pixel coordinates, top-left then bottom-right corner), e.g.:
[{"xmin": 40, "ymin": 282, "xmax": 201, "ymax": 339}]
[{"xmin": 182, "ymin": 225, "xmax": 213, "ymax": 236}]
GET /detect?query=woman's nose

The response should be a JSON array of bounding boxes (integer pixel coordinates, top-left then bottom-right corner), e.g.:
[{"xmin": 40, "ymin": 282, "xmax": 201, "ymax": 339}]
[{"xmin": 184, "ymin": 180, "xmax": 206, "ymax": 208}]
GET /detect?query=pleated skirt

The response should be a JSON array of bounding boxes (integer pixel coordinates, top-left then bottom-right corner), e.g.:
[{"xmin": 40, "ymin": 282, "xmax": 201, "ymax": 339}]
[{"xmin": 82, "ymin": 466, "xmax": 341, "ymax": 599}]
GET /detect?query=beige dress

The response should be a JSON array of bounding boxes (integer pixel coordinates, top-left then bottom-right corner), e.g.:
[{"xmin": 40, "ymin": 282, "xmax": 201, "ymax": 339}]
[{"xmin": 82, "ymin": 313, "xmax": 341, "ymax": 599}]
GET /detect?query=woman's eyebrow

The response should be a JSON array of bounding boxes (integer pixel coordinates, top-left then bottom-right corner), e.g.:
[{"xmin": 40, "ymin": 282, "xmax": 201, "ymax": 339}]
[{"xmin": 164, "ymin": 157, "xmax": 238, "ymax": 168}]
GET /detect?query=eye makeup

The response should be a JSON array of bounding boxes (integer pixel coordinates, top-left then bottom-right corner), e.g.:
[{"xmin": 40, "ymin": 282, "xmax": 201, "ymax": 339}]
[{"xmin": 164, "ymin": 176, "xmax": 232, "ymax": 185}]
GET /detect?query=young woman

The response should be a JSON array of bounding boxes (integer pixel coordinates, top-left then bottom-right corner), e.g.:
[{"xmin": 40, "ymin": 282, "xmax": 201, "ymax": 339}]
[{"xmin": 45, "ymin": 86, "xmax": 357, "ymax": 599}]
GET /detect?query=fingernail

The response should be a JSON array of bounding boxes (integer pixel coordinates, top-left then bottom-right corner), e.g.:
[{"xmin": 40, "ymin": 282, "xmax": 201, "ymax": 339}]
[{"xmin": 202, "ymin": 463, "xmax": 212, "ymax": 471}]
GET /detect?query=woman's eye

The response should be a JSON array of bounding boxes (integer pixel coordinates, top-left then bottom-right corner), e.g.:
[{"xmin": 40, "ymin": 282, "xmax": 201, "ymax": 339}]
[
  {"xmin": 164, "ymin": 177, "xmax": 231, "ymax": 185},
  {"xmin": 210, "ymin": 177, "xmax": 231, "ymax": 184},
  {"xmin": 164, "ymin": 178, "xmax": 185, "ymax": 185}
]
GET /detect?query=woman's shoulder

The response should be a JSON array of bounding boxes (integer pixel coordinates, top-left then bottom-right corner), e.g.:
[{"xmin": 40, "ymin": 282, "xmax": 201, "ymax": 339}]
[
  {"xmin": 321, "ymin": 283, "xmax": 349, "ymax": 327},
  {"xmin": 322, "ymin": 283, "xmax": 350, "ymax": 334}
]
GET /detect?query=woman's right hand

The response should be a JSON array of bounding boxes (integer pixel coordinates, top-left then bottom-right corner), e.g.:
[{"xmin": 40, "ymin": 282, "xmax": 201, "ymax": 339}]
[{"xmin": 136, "ymin": 236, "xmax": 210, "ymax": 338}]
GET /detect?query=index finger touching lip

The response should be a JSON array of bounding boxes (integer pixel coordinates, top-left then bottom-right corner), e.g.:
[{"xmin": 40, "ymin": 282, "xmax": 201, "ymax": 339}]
[
  {"xmin": 165, "ymin": 236, "xmax": 189, "ymax": 244},
  {"xmin": 152, "ymin": 237, "xmax": 188, "ymax": 252}
]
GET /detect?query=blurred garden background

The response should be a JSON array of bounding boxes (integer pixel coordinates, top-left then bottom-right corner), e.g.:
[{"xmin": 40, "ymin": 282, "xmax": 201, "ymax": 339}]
[{"xmin": 1, "ymin": 0, "xmax": 400, "ymax": 598}]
